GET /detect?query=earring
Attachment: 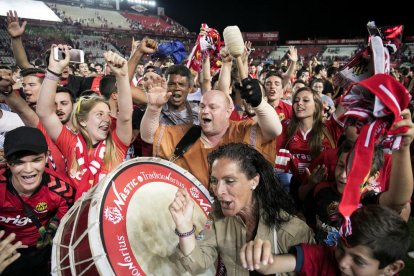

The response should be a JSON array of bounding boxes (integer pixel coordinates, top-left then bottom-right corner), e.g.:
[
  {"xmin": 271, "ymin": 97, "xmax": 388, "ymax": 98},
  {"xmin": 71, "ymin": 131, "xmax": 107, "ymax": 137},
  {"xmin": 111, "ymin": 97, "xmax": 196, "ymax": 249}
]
[{"xmin": 251, "ymin": 186, "xmax": 256, "ymax": 191}]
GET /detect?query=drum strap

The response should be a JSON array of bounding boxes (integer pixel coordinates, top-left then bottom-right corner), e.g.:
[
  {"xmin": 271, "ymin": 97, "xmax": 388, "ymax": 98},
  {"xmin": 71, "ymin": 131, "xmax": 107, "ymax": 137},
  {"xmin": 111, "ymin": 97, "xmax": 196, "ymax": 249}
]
[{"xmin": 169, "ymin": 125, "xmax": 202, "ymax": 163}]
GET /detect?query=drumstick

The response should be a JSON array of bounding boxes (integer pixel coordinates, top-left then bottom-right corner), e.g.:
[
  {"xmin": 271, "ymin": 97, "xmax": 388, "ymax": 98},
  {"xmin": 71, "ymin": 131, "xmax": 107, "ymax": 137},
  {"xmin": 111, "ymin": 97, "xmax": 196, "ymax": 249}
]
[{"xmin": 223, "ymin": 25, "xmax": 248, "ymax": 80}]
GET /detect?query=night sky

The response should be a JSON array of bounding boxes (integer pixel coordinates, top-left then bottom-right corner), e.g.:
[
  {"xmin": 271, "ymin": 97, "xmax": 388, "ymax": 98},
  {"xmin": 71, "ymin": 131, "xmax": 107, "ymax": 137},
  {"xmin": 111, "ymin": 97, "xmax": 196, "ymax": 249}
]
[{"xmin": 157, "ymin": 0, "xmax": 412, "ymax": 43}]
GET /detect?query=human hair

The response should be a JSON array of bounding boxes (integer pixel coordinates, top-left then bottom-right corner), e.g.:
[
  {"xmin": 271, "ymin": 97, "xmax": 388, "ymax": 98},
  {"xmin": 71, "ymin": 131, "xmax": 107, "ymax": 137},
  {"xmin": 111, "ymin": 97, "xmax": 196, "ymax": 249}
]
[
  {"xmin": 70, "ymin": 96, "xmax": 121, "ymax": 171},
  {"xmin": 56, "ymin": 86, "xmax": 75, "ymax": 103},
  {"xmin": 99, "ymin": 75, "xmax": 117, "ymax": 100},
  {"xmin": 313, "ymin": 64, "xmax": 325, "ymax": 75},
  {"xmin": 264, "ymin": 71, "xmax": 284, "ymax": 87},
  {"xmin": 7, "ymin": 151, "xmax": 47, "ymax": 166},
  {"xmin": 310, "ymin": 78, "xmax": 324, "ymax": 89},
  {"xmin": 79, "ymin": 89, "xmax": 100, "ymax": 97},
  {"xmin": 20, "ymin": 67, "xmax": 46, "ymax": 82},
  {"xmin": 346, "ymin": 205, "xmax": 409, "ymax": 269},
  {"xmin": 287, "ymin": 87, "xmax": 325, "ymax": 158},
  {"xmin": 207, "ymin": 143, "xmax": 296, "ymax": 228},
  {"xmin": 296, "ymin": 68, "xmax": 309, "ymax": 79},
  {"xmin": 165, "ymin": 64, "xmax": 193, "ymax": 87},
  {"xmin": 337, "ymin": 140, "xmax": 384, "ymax": 177}
]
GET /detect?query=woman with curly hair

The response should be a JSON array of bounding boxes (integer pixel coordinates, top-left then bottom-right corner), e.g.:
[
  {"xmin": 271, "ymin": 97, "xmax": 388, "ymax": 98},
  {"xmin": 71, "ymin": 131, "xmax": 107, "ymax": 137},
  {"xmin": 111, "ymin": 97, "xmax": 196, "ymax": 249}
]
[{"xmin": 169, "ymin": 143, "xmax": 314, "ymax": 276}]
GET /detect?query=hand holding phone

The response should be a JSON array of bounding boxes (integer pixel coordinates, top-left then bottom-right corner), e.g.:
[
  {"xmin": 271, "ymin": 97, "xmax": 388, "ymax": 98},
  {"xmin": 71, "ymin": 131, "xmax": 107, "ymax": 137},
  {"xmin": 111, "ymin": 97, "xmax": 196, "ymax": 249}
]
[{"xmin": 53, "ymin": 48, "xmax": 84, "ymax": 64}]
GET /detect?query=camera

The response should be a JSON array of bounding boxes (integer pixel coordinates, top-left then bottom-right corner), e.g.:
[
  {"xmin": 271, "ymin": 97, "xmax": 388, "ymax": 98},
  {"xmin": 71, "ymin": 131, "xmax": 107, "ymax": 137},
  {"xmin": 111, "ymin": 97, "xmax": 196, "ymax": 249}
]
[{"xmin": 53, "ymin": 48, "xmax": 85, "ymax": 63}]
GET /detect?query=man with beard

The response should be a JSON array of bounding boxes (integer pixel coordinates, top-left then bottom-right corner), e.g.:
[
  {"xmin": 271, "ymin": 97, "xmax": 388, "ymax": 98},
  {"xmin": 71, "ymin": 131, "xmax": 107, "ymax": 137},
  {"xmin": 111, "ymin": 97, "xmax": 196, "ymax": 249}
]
[{"xmin": 0, "ymin": 73, "xmax": 74, "ymax": 178}]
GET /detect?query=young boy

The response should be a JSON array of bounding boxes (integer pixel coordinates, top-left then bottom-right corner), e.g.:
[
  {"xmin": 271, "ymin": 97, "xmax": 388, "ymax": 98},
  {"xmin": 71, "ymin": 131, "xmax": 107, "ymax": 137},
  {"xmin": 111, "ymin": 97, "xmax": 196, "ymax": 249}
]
[{"xmin": 239, "ymin": 204, "xmax": 409, "ymax": 275}]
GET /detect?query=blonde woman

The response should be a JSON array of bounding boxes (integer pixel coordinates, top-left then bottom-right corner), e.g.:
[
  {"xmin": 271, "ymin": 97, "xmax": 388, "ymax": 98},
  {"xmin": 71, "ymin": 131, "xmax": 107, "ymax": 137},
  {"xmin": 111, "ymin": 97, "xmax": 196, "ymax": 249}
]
[{"xmin": 37, "ymin": 45, "xmax": 132, "ymax": 200}]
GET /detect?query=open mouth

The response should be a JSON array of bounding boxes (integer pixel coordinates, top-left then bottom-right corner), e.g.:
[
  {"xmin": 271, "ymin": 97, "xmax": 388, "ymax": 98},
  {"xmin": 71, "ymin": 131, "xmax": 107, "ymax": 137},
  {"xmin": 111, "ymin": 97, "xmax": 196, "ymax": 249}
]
[
  {"xmin": 220, "ymin": 200, "xmax": 233, "ymax": 209},
  {"xmin": 99, "ymin": 125, "xmax": 109, "ymax": 131},
  {"xmin": 21, "ymin": 174, "xmax": 37, "ymax": 184},
  {"xmin": 201, "ymin": 118, "xmax": 212, "ymax": 124}
]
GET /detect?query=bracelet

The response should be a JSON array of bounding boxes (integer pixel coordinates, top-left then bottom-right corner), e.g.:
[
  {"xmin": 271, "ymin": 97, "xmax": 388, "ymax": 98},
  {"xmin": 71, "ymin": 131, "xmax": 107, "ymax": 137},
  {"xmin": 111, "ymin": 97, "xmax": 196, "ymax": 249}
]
[
  {"xmin": 47, "ymin": 68, "xmax": 62, "ymax": 77},
  {"xmin": 45, "ymin": 71, "xmax": 61, "ymax": 81},
  {"xmin": 174, "ymin": 225, "xmax": 196, "ymax": 238}
]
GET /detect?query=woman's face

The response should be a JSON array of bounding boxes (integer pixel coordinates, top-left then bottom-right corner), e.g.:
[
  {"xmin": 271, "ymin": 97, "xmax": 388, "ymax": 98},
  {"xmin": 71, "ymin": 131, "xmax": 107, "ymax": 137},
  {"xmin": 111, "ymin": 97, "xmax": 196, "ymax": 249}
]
[
  {"xmin": 210, "ymin": 158, "xmax": 258, "ymax": 217},
  {"xmin": 293, "ymin": 90, "xmax": 315, "ymax": 120},
  {"xmin": 82, "ymin": 102, "xmax": 111, "ymax": 144}
]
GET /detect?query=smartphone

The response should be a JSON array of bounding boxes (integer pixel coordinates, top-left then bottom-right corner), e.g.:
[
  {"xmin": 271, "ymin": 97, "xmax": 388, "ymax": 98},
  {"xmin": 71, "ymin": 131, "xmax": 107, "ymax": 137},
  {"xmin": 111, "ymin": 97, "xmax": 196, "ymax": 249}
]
[{"xmin": 53, "ymin": 48, "xmax": 85, "ymax": 63}]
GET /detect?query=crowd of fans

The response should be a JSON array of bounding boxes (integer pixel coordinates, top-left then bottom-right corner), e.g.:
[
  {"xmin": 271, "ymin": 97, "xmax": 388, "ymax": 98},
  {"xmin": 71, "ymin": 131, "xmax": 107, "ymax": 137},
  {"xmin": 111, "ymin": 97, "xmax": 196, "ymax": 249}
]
[{"xmin": 1, "ymin": 6, "xmax": 414, "ymax": 276}]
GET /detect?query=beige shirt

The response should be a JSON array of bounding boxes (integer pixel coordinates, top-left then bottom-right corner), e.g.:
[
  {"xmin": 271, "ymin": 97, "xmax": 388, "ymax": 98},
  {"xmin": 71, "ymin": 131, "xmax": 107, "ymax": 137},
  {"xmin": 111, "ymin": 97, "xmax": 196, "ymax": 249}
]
[
  {"xmin": 153, "ymin": 120, "xmax": 277, "ymax": 189},
  {"xmin": 170, "ymin": 211, "xmax": 315, "ymax": 276}
]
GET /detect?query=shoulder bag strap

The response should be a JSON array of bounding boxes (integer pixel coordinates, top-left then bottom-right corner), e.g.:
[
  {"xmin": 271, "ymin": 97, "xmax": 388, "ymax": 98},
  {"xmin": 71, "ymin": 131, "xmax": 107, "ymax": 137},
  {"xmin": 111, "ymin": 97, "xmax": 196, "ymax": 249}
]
[{"xmin": 169, "ymin": 125, "xmax": 202, "ymax": 163}]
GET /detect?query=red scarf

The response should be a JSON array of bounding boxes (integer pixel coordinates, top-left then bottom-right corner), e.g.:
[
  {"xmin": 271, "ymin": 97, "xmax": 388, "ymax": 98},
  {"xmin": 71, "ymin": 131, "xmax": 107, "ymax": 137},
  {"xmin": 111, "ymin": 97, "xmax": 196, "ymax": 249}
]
[
  {"xmin": 186, "ymin": 23, "xmax": 222, "ymax": 74},
  {"xmin": 74, "ymin": 135, "xmax": 106, "ymax": 200}
]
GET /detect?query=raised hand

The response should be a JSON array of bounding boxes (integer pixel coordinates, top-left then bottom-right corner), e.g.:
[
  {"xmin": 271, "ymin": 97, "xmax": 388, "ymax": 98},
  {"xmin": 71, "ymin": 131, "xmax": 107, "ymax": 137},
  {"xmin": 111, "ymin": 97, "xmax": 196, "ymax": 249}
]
[
  {"xmin": 0, "ymin": 74, "xmax": 15, "ymax": 96},
  {"xmin": 6, "ymin": 10, "xmax": 27, "ymax": 38},
  {"xmin": 104, "ymin": 51, "xmax": 128, "ymax": 77},
  {"xmin": 169, "ymin": 188, "xmax": 195, "ymax": 233},
  {"xmin": 304, "ymin": 164, "xmax": 328, "ymax": 186},
  {"xmin": 393, "ymin": 108, "xmax": 414, "ymax": 149},
  {"xmin": 220, "ymin": 47, "xmax": 232, "ymax": 64},
  {"xmin": 137, "ymin": 37, "xmax": 158, "ymax": 55},
  {"xmin": 146, "ymin": 75, "xmax": 170, "ymax": 107},
  {"xmin": 238, "ymin": 78, "xmax": 262, "ymax": 107},
  {"xmin": 287, "ymin": 46, "xmax": 298, "ymax": 62},
  {"xmin": 48, "ymin": 44, "xmax": 70, "ymax": 74},
  {"xmin": 241, "ymin": 41, "xmax": 253, "ymax": 64}
]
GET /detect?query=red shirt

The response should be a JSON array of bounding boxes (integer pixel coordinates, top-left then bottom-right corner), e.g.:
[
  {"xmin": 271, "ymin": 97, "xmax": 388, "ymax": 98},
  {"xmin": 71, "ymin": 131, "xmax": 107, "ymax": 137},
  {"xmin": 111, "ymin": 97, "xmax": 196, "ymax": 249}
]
[
  {"xmin": 37, "ymin": 121, "xmax": 68, "ymax": 178},
  {"xmin": 275, "ymin": 100, "xmax": 293, "ymax": 121},
  {"xmin": 294, "ymin": 244, "xmax": 340, "ymax": 275},
  {"xmin": 0, "ymin": 169, "xmax": 74, "ymax": 247},
  {"xmin": 55, "ymin": 126, "xmax": 129, "ymax": 190},
  {"xmin": 276, "ymin": 115, "xmax": 343, "ymax": 180}
]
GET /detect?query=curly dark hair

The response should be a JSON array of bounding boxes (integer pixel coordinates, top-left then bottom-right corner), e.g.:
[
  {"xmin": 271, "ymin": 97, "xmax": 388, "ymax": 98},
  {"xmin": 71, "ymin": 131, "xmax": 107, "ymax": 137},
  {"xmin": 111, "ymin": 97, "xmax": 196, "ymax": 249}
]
[{"xmin": 207, "ymin": 143, "xmax": 296, "ymax": 228}]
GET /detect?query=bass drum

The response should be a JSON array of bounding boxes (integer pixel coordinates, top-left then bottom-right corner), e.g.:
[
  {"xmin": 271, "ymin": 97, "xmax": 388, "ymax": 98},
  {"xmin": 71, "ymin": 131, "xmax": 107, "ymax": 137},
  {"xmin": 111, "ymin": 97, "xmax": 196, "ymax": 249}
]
[{"xmin": 52, "ymin": 157, "xmax": 214, "ymax": 275}]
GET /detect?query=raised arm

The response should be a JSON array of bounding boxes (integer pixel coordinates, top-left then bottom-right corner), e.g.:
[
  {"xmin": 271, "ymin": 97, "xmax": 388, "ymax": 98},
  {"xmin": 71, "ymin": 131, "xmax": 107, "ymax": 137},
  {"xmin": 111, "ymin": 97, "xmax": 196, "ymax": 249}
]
[
  {"xmin": 282, "ymin": 46, "xmax": 298, "ymax": 88},
  {"xmin": 6, "ymin": 10, "xmax": 32, "ymax": 69},
  {"xmin": 200, "ymin": 55, "xmax": 212, "ymax": 93},
  {"xmin": 379, "ymin": 109, "xmax": 414, "ymax": 214},
  {"xmin": 127, "ymin": 37, "xmax": 157, "ymax": 82},
  {"xmin": 36, "ymin": 44, "xmax": 69, "ymax": 141},
  {"xmin": 217, "ymin": 47, "xmax": 233, "ymax": 96},
  {"xmin": 239, "ymin": 78, "xmax": 282, "ymax": 141},
  {"xmin": 169, "ymin": 188, "xmax": 196, "ymax": 256},
  {"xmin": 140, "ymin": 75, "xmax": 170, "ymax": 143},
  {"xmin": 3, "ymin": 89, "xmax": 38, "ymax": 127},
  {"xmin": 104, "ymin": 51, "xmax": 133, "ymax": 146}
]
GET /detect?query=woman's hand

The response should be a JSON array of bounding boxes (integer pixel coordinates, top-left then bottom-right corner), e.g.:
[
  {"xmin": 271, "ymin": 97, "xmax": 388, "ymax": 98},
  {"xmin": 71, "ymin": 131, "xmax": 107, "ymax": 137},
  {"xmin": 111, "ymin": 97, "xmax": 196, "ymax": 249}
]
[
  {"xmin": 104, "ymin": 51, "xmax": 128, "ymax": 77},
  {"xmin": 48, "ymin": 44, "xmax": 70, "ymax": 74},
  {"xmin": 169, "ymin": 188, "xmax": 195, "ymax": 233}
]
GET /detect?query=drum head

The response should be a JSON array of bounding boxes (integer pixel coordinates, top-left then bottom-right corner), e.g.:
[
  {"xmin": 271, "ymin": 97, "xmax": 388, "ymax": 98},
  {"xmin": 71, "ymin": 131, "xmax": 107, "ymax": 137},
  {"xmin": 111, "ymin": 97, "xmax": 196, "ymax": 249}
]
[{"xmin": 88, "ymin": 157, "xmax": 214, "ymax": 275}]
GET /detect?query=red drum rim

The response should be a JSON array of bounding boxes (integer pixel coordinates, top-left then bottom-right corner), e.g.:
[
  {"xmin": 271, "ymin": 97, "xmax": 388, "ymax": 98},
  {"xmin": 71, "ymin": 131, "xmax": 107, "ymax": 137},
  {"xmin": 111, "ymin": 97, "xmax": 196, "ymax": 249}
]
[{"xmin": 52, "ymin": 157, "xmax": 213, "ymax": 276}]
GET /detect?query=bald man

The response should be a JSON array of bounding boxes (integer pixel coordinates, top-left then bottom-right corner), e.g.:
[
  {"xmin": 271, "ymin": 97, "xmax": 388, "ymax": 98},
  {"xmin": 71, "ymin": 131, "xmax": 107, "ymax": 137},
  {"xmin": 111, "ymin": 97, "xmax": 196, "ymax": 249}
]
[{"xmin": 141, "ymin": 78, "xmax": 282, "ymax": 189}]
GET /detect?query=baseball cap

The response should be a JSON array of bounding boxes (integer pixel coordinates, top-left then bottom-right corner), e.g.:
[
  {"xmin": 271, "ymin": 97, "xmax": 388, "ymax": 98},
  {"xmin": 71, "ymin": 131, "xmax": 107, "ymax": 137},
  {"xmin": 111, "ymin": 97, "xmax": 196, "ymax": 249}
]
[{"xmin": 4, "ymin": 126, "xmax": 48, "ymax": 158}]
